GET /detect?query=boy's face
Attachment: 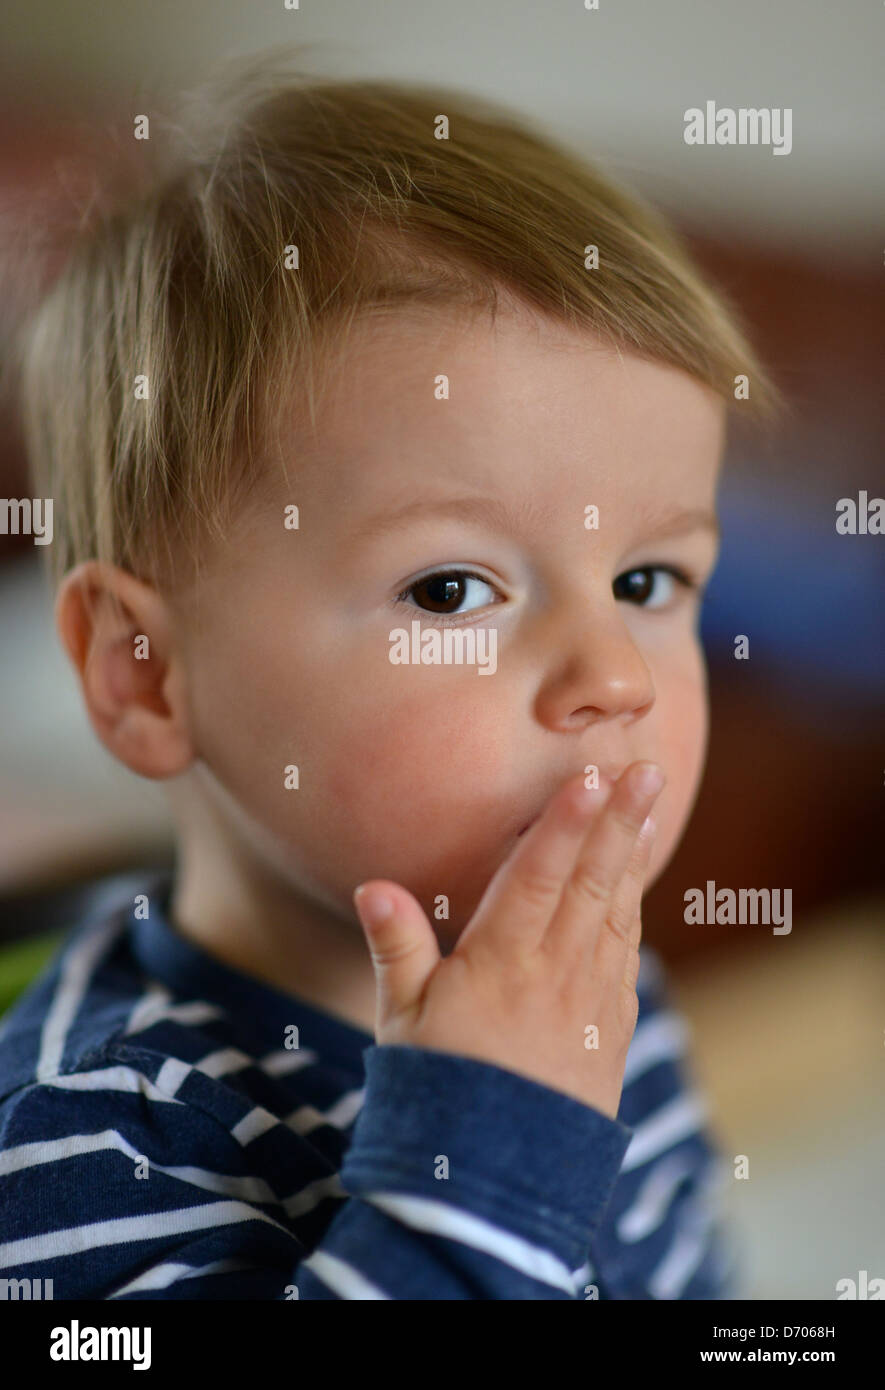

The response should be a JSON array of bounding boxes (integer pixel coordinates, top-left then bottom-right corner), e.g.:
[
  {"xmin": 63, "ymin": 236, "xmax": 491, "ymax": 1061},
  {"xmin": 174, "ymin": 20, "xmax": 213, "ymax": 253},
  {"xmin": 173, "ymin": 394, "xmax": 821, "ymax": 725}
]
[{"xmin": 172, "ymin": 304, "xmax": 725, "ymax": 943}]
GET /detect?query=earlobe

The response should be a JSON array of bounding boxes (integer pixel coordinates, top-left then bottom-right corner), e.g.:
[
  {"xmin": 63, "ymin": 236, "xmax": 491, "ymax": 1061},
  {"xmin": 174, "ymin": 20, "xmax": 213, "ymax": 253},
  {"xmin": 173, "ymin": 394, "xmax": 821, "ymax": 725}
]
[{"xmin": 55, "ymin": 561, "xmax": 195, "ymax": 781}]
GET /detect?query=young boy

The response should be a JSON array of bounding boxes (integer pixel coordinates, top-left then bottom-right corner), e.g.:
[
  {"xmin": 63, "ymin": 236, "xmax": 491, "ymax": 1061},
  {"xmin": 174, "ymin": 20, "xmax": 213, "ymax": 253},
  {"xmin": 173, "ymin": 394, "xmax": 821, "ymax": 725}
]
[{"xmin": 1, "ymin": 50, "xmax": 779, "ymax": 1299}]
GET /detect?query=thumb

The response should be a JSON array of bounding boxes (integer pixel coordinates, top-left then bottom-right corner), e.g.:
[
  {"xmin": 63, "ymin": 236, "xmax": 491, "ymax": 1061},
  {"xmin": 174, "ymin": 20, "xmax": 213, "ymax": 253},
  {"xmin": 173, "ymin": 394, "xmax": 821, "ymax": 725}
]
[{"xmin": 352, "ymin": 881, "xmax": 441, "ymax": 1028}]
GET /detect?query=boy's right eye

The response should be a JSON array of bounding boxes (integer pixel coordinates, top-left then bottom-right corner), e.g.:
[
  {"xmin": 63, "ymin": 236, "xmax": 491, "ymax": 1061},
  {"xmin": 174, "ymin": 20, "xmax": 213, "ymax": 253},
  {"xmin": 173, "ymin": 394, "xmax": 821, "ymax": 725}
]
[{"xmin": 392, "ymin": 569, "xmax": 503, "ymax": 622}]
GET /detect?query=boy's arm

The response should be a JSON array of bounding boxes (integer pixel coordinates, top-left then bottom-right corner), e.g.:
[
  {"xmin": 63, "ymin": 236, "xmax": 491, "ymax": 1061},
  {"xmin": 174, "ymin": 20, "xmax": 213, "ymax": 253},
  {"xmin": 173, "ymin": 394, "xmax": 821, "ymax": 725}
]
[
  {"xmin": 0, "ymin": 1043, "xmax": 633, "ymax": 1301},
  {"xmin": 301, "ymin": 1044, "xmax": 632, "ymax": 1299}
]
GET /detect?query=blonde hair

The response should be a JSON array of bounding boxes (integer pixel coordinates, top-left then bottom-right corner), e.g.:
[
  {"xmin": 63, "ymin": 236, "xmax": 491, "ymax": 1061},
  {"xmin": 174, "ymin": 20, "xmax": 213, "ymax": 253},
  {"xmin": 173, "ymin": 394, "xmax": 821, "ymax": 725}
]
[{"xmin": 13, "ymin": 46, "xmax": 783, "ymax": 591}]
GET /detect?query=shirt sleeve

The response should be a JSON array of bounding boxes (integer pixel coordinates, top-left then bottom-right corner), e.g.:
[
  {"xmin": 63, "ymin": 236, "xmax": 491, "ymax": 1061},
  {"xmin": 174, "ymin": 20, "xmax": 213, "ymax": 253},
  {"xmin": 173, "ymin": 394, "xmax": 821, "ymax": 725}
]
[
  {"xmin": 305, "ymin": 1044, "xmax": 633, "ymax": 1299},
  {"xmin": 0, "ymin": 1043, "xmax": 634, "ymax": 1300}
]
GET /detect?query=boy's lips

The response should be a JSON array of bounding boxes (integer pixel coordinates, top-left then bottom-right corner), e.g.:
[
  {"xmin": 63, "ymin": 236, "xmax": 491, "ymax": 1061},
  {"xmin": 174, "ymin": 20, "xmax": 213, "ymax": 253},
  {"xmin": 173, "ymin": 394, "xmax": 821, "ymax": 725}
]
[{"xmin": 515, "ymin": 768, "xmax": 621, "ymax": 836}]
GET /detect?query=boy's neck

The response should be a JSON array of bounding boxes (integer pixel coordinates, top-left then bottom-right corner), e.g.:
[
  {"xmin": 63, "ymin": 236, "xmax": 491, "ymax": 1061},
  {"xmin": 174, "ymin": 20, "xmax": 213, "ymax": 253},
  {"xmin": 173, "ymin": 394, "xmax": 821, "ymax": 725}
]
[{"xmin": 165, "ymin": 777, "xmax": 380, "ymax": 1038}]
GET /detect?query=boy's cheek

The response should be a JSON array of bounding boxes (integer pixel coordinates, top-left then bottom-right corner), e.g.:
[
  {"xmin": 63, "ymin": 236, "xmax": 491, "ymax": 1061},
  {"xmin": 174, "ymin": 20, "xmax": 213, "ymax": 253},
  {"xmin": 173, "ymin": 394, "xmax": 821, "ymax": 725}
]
[
  {"xmin": 646, "ymin": 692, "xmax": 709, "ymax": 883},
  {"xmin": 321, "ymin": 693, "xmax": 509, "ymax": 840},
  {"xmin": 297, "ymin": 695, "xmax": 522, "ymax": 910}
]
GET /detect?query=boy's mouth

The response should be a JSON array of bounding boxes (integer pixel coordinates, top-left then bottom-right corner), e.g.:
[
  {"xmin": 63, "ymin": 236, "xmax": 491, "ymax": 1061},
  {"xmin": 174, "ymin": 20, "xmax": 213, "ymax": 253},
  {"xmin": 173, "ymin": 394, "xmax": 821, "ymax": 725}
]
[{"xmin": 515, "ymin": 767, "xmax": 624, "ymax": 838}]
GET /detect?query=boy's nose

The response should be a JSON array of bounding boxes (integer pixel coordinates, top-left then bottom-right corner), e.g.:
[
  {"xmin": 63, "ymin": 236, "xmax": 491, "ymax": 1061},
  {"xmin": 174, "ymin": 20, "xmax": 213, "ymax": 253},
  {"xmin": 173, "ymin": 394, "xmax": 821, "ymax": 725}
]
[{"xmin": 530, "ymin": 615, "xmax": 657, "ymax": 733}]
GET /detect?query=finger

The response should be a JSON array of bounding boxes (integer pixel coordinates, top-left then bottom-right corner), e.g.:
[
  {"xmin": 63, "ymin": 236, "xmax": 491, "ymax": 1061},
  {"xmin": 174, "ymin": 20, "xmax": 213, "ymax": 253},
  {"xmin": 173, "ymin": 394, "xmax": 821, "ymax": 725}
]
[
  {"xmin": 353, "ymin": 880, "xmax": 442, "ymax": 1030},
  {"xmin": 455, "ymin": 771, "xmax": 611, "ymax": 959},
  {"xmin": 597, "ymin": 813, "xmax": 656, "ymax": 998},
  {"xmin": 605, "ymin": 813, "xmax": 656, "ymax": 952},
  {"xmin": 542, "ymin": 762, "xmax": 665, "ymax": 961}
]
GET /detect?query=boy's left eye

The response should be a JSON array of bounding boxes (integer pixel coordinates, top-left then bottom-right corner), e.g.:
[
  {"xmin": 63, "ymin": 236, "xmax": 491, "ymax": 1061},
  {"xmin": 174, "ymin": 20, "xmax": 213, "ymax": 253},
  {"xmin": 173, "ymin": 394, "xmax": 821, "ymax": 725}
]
[
  {"xmin": 392, "ymin": 564, "xmax": 698, "ymax": 622},
  {"xmin": 614, "ymin": 565, "xmax": 697, "ymax": 610}
]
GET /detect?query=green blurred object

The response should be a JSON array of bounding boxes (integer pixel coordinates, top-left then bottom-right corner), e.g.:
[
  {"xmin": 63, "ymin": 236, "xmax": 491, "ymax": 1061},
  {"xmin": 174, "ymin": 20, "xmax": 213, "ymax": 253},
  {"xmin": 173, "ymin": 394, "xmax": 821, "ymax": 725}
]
[{"xmin": 0, "ymin": 931, "xmax": 66, "ymax": 1017}]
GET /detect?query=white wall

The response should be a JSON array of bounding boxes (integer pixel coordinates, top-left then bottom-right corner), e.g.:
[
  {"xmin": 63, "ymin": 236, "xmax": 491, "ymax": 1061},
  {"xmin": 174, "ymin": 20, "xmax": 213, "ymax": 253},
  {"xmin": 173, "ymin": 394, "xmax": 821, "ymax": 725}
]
[{"xmin": 1, "ymin": 0, "xmax": 881, "ymax": 260}]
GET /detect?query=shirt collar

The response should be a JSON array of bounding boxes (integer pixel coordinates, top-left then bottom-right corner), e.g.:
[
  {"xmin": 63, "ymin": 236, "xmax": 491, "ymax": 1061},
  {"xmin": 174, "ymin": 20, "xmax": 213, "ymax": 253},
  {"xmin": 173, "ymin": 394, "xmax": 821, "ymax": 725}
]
[{"xmin": 126, "ymin": 872, "xmax": 374, "ymax": 1076}]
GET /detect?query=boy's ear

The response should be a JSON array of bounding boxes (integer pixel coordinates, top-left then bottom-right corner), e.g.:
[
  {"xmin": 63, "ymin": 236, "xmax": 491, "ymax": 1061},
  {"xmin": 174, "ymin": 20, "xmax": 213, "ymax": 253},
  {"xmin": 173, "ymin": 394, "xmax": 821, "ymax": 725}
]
[{"xmin": 55, "ymin": 561, "xmax": 195, "ymax": 780}]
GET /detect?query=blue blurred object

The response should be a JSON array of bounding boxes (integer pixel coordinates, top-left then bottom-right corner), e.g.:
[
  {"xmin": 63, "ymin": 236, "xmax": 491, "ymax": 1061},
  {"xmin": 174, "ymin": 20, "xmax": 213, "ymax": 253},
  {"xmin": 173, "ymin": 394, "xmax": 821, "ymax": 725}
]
[{"xmin": 700, "ymin": 476, "xmax": 885, "ymax": 714}]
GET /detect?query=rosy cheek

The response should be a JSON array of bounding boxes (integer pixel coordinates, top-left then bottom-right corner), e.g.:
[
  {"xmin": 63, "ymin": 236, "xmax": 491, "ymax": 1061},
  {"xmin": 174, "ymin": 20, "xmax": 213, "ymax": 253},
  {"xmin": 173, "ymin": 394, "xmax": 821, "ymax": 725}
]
[
  {"xmin": 325, "ymin": 684, "xmax": 503, "ymax": 830},
  {"xmin": 649, "ymin": 695, "xmax": 707, "ymax": 871}
]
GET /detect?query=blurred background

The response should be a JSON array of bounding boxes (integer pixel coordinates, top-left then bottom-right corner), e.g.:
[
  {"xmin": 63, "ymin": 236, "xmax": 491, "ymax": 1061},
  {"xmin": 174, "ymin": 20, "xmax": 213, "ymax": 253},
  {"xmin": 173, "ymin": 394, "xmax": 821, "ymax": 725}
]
[{"xmin": 0, "ymin": 0, "xmax": 882, "ymax": 1300}]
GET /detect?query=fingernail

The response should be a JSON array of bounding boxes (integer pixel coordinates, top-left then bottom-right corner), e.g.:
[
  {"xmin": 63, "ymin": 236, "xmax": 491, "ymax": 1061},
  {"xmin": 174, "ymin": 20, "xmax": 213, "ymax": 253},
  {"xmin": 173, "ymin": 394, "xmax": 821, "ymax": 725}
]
[
  {"xmin": 640, "ymin": 814, "xmax": 656, "ymax": 840},
  {"xmin": 633, "ymin": 763, "xmax": 664, "ymax": 798},
  {"xmin": 354, "ymin": 886, "xmax": 394, "ymax": 927}
]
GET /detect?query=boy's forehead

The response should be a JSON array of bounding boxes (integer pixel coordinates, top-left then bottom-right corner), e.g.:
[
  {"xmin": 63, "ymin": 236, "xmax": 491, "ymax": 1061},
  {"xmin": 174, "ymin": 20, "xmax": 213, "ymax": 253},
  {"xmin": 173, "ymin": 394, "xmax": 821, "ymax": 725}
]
[
  {"xmin": 282, "ymin": 306, "xmax": 725, "ymax": 522},
  {"xmin": 315, "ymin": 301, "xmax": 620, "ymax": 393},
  {"xmin": 306, "ymin": 304, "xmax": 722, "ymax": 427}
]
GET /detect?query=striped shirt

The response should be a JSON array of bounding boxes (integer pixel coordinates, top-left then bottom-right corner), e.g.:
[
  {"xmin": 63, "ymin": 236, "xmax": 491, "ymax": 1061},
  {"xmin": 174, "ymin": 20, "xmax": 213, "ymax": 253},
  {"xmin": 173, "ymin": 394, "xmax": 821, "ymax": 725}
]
[{"xmin": 0, "ymin": 874, "xmax": 741, "ymax": 1300}]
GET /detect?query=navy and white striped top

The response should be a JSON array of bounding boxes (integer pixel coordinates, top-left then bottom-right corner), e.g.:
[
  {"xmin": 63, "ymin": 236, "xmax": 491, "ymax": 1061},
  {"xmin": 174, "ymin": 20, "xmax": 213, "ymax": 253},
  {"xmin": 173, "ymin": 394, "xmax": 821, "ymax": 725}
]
[{"xmin": 0, "ymin": 875, "xmax": 740, "ymax": 1299}]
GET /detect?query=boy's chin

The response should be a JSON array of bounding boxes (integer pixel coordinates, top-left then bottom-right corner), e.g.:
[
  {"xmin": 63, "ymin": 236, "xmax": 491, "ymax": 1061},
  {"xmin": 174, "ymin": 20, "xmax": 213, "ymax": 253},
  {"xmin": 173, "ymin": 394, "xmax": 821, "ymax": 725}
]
[{"xmin": 640, "ymin": 848, "xmax": 669, "ymax": 898}]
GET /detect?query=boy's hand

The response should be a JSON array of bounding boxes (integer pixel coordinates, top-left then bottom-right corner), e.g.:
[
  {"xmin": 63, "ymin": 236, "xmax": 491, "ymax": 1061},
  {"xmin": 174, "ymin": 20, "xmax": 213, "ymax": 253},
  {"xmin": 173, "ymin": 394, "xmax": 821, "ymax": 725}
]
[{"xmin": 352, "ymin": 762, "xmax": 664, "ymax": 1120}]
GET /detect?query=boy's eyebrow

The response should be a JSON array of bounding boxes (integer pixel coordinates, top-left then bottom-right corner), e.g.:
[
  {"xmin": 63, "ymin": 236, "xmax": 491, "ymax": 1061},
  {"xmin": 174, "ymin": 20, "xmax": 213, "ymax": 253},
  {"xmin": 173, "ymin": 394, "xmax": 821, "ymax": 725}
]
[
  {"xmin": 346, "ymin": 494, "xmax": 550, "ymax": 543},
  {"xmin": 347, "ymin": 494, "xmax": 720, "ymax": 545},
  {"xmin": 638, "ymin": 506, "xmax": 721, "ymax": 543}
]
